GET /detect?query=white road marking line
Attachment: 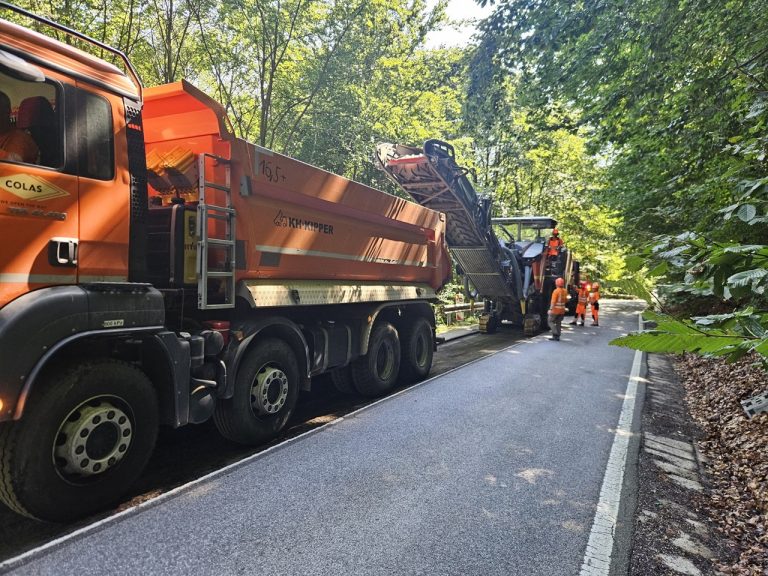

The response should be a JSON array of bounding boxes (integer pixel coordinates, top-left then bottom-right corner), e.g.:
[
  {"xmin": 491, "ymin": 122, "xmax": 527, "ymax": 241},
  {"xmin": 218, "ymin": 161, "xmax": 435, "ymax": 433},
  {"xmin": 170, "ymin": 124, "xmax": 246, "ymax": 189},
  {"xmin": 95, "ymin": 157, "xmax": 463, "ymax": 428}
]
[{"xmin": 580, "ymin": 312, "xmax": 644, "ymax": 576}]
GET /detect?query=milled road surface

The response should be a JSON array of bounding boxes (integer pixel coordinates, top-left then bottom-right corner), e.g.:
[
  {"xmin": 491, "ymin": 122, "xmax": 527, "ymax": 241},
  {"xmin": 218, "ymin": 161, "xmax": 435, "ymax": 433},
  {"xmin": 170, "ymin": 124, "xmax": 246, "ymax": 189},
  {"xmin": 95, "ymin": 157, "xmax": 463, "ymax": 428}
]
[{"xmin": 1, "ymin": 301, "xmax": 644, "ymax": 575}]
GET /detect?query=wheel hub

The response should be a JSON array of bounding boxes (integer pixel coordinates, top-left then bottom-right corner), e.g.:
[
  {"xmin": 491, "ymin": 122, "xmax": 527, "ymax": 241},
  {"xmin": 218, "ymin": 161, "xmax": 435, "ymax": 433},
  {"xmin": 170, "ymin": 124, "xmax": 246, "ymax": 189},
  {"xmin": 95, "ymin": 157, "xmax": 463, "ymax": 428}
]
[
  {"xmin": 251, "ymin": 366, "xmax": 289, "ymax": 416},
  {"xmin": 374, "ymin": 340, "xmax": 395, "ymax": 380},
  {"xmin": 415, "ymin": 333, "xmax": 428, "ymax": 366},
  {"xmin": 54, "ymin": 400, "xmax": 133, "ymax": 478}
]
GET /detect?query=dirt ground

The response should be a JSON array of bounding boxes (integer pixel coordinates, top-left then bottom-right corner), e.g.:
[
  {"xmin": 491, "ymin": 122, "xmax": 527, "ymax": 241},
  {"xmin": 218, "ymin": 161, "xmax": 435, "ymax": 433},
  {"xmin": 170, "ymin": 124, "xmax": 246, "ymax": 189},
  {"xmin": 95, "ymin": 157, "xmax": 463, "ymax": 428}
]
[
  {"xmin": 631, "ymin": 352, "xmax": 768, "ymax": 575},
  {"xmin": 677, "ymin": 353, "xmax": 768, "ymax": 574}
]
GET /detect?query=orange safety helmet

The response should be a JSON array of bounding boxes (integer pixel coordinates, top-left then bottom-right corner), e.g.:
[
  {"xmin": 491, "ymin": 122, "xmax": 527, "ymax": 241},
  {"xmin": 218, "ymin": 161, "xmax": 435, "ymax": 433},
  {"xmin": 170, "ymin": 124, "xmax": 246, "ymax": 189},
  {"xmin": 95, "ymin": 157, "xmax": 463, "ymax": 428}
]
[
  {"xmin": 592, "ymin": 282, "xmax": 600, "ymax": 289},
  {"xmin": 555, "ymin": 277, "xmax": 564, "ymax": 287},
  {"xmin": 552, "ymin": 228, "xmax": 559, "ymax": 236}
]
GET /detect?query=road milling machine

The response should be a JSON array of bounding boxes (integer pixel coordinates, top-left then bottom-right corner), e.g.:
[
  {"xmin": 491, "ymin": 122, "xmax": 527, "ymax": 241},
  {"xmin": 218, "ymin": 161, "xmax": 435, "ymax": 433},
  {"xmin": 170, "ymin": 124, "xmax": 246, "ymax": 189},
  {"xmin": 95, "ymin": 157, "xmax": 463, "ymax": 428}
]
[{"xmin": 375, "ymin": 139, "xmax": 579, "ymax": 335}]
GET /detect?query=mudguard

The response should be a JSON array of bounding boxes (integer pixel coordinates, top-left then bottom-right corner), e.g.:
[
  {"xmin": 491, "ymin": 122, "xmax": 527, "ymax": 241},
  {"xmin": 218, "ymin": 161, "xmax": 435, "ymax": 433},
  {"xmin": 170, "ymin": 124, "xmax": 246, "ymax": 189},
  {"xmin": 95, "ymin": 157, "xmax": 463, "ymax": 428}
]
[
  {"xmin": 0, "ymin": 284, "xmax": 164, "ymax": 421},
  {"xmin": 224, "ymin": 315, "xmax": 311, "ymax": 399}
]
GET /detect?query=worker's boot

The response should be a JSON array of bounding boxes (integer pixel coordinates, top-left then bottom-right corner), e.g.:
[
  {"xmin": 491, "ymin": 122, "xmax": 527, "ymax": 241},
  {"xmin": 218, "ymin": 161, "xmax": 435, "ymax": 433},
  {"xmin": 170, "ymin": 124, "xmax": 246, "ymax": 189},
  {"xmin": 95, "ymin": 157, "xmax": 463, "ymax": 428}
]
[
  {"xmin": 569, "ymin": 320, "xmax": 577, "ymax": 325},
  {"xmin": 578, "ymin": 322, "xmax": 584, "ymax": 326},
  {"xmin": 549, "ymin": 334, "xmax": 560, "ymax": 341}
]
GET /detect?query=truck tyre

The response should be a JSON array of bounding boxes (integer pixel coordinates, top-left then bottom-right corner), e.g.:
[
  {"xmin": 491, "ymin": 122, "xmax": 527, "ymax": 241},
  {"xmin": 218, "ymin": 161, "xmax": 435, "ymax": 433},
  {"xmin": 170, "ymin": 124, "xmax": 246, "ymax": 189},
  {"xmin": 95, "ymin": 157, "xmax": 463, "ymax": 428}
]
[
  {"xmin": 330, "ymin": 366, "xmax": 356, "ymax": 395},
  {"xmin": 214, "ymin": 338, "xmax": 299, "ymax": 445},
  {"xmin": 0, "ymin": 360, "xmax": 158, "ymax": 522},
  {"xmin": 351, "ymin": 322, "xmax": 401, "ymax": 397},
  {"xmin": 398, "ymin": 317, "xmax": 433, "ymax": 383}
]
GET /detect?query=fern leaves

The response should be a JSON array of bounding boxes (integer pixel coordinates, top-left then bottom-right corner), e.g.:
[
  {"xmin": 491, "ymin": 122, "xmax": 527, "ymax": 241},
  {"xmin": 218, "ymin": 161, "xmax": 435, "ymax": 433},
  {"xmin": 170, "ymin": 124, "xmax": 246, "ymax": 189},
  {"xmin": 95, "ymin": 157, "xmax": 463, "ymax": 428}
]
[{"xmin": 611, "ymin": 311, "xmax": 768, "ymax": 362}]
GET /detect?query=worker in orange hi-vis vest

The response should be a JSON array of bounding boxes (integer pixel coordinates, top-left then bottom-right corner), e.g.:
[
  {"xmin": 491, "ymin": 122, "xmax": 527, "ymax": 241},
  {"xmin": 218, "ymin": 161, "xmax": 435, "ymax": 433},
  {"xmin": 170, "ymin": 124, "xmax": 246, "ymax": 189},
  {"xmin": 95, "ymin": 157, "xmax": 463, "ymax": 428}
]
[
  {"xmin": 590, "ymin": 282, "xmax": 601, "ymax": 326},
  {"xmin": 547, "ymin": 228, "xmax": 564, "ymax": 257},
  {"xmin": 569, "ymin": 281, "xmax": 590, "ymax": 327},
  {"xmin": 548, "ymin": 277, "xmax": 569, "ymax": 341},
  {"xmin": 0, "ymin": 91, "xmax": 39, "ymax": 164}
]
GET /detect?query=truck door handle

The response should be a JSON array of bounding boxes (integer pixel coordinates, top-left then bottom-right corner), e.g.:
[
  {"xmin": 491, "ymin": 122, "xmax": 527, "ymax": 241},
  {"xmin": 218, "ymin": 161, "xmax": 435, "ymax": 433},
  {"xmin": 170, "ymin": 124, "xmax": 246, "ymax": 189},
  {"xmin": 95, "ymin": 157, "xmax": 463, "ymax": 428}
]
[{"xmin": 48, "ymin": 237, "xmax": 78, "ymax": 267}]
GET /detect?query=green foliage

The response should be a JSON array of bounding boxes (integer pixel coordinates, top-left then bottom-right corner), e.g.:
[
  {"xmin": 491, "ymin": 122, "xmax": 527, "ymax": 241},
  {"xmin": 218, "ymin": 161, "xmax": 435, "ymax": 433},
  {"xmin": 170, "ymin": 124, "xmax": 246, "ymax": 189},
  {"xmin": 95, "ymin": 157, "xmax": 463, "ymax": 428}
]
[
  {"xmin": 8, "ymin": 0, "xmax": 458, "ymax": 185},
  {"xmin": 474, "ymin": 0, "xmax": 768, "ymax": 364},
  {"xmin": 8, "ymin": 0, "xmax": 204, "ymax": 84},
  {"xmin": 433, "ymin": 281, "xmax": 478, "ymax": 327},
  {"xmin": 611, "ymin": 310, "xmax": 768, "ymax": 364},
  {"xmin": 611, "ymin": 227, "xmax": 768, "ymax": 361},
  {"xmin": 436, "ymin": 281, "xmax": 464, "ymax": 307},
  {"xmin": 628, "ymin": 233, "xmax": 768, "ymax": 305},
  {"xmin": 478, "ymin": 0, "xmax": 768, "ymax": 245},
  {"xmin": 463, "ymin": 44, "xmax": 624, "ymax": 283},
  {"xmin": 609, "ymin": 278, "xmax": 655, "ymax": 306}
]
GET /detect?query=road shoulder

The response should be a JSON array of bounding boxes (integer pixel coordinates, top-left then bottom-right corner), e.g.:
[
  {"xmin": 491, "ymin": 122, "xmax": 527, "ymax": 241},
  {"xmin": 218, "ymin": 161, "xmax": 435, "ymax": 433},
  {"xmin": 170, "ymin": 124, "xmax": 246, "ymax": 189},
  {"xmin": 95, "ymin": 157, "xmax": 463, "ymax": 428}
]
[{"xmin": 629, "ymin": 354, "xmax": 737, "ymax": 575}]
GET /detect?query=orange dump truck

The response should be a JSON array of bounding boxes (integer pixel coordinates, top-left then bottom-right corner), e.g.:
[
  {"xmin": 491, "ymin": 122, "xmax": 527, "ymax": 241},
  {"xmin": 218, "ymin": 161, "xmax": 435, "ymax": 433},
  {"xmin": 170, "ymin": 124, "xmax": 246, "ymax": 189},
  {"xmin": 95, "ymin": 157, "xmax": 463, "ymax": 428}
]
[{"xmin": 0, "ymin": 5, "xmax": 450, "ymax": 521}]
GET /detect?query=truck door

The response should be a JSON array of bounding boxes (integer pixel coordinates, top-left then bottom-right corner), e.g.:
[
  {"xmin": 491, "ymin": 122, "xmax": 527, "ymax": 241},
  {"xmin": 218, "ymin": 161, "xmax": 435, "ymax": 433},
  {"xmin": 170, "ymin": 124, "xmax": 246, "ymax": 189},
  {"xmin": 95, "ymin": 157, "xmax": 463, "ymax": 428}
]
[
  {"xmin": 0, "ymin": 68, "xmax": 78, "ymax": 308},
  {"xmin": 72, "ymin": 83, "xmax": 129, "ymax": 284}
]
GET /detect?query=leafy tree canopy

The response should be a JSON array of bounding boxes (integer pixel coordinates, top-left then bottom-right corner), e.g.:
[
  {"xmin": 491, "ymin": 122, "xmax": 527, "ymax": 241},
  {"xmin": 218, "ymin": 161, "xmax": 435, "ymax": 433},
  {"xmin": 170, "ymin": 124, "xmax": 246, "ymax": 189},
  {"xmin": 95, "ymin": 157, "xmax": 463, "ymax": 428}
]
[{"xmin": 473, "ymin": 0, "xmax": 768, "ymax": 359}]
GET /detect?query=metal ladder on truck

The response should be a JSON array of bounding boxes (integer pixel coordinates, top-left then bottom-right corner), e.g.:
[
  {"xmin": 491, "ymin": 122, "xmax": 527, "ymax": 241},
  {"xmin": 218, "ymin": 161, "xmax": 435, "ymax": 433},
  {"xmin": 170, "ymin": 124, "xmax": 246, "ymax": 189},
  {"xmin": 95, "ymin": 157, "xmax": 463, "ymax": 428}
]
[{"xmin": 197, "ymin": 153, "xmax": 236, "ymax": 310}]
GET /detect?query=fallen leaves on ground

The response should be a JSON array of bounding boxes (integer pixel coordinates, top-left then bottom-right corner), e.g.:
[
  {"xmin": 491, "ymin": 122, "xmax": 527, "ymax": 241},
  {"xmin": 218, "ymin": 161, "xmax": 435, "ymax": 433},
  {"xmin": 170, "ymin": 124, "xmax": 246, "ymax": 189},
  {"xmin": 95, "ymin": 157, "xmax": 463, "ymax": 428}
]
[{"xmin": 676, "ymin": 353, "xmax": 768, "ymax": 575}]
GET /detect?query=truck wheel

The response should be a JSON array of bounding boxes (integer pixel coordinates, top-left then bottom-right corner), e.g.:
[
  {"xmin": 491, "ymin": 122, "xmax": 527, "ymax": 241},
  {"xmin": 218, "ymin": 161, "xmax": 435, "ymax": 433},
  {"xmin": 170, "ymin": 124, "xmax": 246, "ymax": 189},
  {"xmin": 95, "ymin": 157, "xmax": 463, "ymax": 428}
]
[
  {"xmin": 214, "ymin": 338, "xmax": 299, "ymax": 445},
  {"xmin": 351, "ymin": 322, "xmax": 401, "ymax": 397},
  {"xmin": 398, "ymin": 317, "xmax": 433, "ymax": 383},
  {"xmin": 0, "ymin": 360, "xmax": 158, "ymax": 522},
  {"xmin": 330, "ymin": 366, "xmax": 356, "ymax": 394}
]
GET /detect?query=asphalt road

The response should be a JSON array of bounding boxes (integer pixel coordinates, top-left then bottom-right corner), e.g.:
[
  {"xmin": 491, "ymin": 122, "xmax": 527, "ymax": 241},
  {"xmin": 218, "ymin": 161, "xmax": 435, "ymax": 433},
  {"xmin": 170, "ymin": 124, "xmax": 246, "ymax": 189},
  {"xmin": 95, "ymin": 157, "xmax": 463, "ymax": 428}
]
[
  {"xmin": 1, "ymin": 301, "xmax": 644, "ymax": 575},
  {"xmin": 0, "ymin": 321, "xmax": 521, "ymax": 563}
]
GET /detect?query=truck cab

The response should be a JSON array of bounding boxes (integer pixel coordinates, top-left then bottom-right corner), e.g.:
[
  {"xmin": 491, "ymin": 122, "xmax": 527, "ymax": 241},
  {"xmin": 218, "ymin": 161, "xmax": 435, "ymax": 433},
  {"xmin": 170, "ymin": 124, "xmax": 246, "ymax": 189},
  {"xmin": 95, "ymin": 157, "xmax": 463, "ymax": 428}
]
[{"xmin": 0, "ymin": 36, "xmax": 138, "ymax": 308}]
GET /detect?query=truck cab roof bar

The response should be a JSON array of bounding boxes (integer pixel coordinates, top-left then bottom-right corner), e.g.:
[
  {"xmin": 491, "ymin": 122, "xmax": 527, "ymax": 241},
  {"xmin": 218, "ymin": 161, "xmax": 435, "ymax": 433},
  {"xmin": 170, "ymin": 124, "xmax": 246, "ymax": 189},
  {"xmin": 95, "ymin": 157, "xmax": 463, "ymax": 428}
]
[{"xmin": 0, "ymin": 1, "xmax": 143, "ymax": 99}]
